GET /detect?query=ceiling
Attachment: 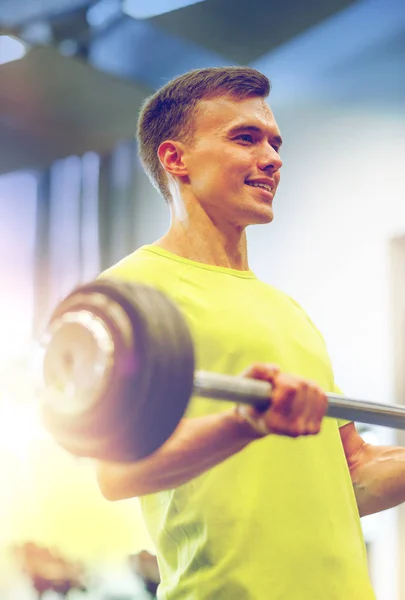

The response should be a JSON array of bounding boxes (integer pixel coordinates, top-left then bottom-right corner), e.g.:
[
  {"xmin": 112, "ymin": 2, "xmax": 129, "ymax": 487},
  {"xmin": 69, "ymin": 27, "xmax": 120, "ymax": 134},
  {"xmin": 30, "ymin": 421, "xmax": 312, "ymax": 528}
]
[
  {"xmin": 150, "ymin": 0, "xmax": 359, "ymax": 64},
  {"xmin": 0, "ymin": 0, "xmax": 403, "ymax": 174},
  {"xmin": 0, "ymin": 46, "xmax": 148, "ymax": 174}
]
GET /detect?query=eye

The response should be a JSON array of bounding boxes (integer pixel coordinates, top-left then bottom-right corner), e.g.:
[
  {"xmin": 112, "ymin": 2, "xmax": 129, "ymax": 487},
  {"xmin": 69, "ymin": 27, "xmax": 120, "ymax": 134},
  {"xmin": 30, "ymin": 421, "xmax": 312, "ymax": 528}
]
[{"xmin": 236, "ymin": 133, "xmax": 254, "ymax": 143}]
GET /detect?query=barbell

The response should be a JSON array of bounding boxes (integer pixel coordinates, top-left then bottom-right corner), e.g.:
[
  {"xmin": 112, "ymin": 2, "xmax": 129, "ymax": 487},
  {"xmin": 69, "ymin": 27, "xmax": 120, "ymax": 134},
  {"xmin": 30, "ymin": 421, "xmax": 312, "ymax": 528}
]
[{"xmin": 40, "ymin": 278, "xmax": 405, "ymax": 462}]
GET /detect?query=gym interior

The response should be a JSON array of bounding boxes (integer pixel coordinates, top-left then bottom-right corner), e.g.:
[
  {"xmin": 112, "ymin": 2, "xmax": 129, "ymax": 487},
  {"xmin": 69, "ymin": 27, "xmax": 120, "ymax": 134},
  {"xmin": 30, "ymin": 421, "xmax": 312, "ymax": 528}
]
[{"xmin": 0, "ymin": 0, "xmax": 405, "ymax": 598}]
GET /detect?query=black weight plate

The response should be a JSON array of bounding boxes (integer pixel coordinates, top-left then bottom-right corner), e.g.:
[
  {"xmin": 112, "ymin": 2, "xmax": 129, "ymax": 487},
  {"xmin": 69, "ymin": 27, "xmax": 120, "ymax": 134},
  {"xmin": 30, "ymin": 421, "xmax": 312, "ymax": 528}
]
[{"xmin": 41, "ymin": 279, "xmax": 195, "ymax": 461}]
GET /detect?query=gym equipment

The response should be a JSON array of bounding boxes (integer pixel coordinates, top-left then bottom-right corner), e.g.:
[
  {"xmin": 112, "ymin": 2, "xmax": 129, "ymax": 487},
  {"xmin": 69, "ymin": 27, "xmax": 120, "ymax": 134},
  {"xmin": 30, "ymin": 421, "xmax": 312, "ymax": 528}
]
[{"xmin": 40, "ymin": 279, "xmax": 405, "ymax": 462}]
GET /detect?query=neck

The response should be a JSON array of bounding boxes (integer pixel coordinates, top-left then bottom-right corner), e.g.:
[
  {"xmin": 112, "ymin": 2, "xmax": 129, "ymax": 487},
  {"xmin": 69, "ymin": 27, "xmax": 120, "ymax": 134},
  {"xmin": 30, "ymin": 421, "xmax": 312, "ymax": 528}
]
[{"xmin": 153, "ymin": 195, "xmax": 250, "ymax": 271}]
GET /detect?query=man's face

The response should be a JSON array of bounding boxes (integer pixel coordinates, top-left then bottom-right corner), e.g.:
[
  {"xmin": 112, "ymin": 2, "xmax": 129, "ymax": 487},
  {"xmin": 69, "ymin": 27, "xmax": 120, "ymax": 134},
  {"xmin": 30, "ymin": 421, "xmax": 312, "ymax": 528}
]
[{"xmin": 181, "ymin": 95, "xmax": 283, "ymax": 227}]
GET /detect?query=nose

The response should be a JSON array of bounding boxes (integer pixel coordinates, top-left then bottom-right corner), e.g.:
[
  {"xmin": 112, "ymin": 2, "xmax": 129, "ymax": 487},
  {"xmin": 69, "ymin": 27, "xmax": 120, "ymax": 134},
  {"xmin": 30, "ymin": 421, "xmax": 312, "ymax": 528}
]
[{"xmin": 257, "ymin": 145, "xmax": 283, "ymax": 173}]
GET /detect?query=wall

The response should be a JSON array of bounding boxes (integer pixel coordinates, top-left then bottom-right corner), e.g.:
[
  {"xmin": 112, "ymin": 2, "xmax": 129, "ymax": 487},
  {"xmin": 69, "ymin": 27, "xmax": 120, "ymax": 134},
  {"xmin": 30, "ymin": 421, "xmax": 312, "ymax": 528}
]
[
  {"xmin": 132, "ymin": 158, "xmax": 170, "ymax": 247},
  {"xmin": 0, "ymin": 171, "xmax": 37, "ymax": 358}
]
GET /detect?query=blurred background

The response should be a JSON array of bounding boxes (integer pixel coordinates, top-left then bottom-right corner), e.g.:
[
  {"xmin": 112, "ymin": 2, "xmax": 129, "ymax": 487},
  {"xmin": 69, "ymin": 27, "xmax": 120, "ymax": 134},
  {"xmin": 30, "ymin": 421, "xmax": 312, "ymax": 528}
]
[{"xmin": 0, "ymin": 0, "xmax": 405, "ymax": 598}]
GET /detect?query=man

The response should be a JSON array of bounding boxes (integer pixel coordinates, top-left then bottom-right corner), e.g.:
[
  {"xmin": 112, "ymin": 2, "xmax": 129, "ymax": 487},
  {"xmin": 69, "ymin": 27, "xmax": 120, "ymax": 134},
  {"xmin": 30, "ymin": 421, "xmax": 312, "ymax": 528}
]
[{"xmin": 96, "ymin": 67, "xmax": 405, "ymax": 599}]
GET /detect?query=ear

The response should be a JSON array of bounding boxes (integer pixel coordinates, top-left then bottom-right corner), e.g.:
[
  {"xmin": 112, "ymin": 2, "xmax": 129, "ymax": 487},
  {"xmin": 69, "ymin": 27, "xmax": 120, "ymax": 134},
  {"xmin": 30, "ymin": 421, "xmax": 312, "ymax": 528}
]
[{"xmin": 158, "ymin": 140, "xmax": 188, "ymax": 178}]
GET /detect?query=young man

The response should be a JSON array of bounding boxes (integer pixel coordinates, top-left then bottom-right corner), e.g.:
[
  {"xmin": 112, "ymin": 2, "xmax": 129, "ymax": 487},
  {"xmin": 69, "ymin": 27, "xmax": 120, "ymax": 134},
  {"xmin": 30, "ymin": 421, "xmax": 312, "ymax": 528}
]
[{"xmin": 97, "ymin": 67, "xmax": 405, "ymax": 599}]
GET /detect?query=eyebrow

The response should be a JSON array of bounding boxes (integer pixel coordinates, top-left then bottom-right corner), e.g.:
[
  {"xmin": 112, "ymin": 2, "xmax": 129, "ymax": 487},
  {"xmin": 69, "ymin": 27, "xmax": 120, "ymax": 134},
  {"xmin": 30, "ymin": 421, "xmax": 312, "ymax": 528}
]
[{"xmin": 227, "ymin": 124, "xmax": 283, "ymax": 148}]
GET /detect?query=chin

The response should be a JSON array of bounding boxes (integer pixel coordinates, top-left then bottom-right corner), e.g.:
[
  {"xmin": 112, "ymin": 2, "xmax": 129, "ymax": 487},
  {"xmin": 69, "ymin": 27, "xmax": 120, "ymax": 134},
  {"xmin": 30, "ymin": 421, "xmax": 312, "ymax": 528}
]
[{"xmin": 248, "ymin": 209, "xmax": 274, "ymax": 226}]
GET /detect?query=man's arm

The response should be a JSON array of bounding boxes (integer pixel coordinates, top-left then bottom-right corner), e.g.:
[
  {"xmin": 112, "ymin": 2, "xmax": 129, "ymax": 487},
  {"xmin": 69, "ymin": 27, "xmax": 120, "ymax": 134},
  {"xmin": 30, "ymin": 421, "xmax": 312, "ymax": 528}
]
[
  {"xmin": 96, "ymin": 410, "xmax": 260, "ymax": 500},
  {"xmin": 340, "ymin": 422, "xmax": 405, "ymax": 517},
  {"xmin": 96, "ymin": 363, "xmax": 327, "ymax": 501}
]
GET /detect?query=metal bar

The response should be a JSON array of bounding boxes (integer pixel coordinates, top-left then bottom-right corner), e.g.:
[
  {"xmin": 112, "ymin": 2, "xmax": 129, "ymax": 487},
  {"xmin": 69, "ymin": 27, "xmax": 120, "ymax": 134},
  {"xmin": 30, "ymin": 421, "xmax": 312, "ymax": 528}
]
[
  {"xmin": 193, "ymin": 370, "xmax": 405, "ymax": 431},
  {"xmin": 194, "ymin": 371, "xmax": 271, "ymax": 410}
]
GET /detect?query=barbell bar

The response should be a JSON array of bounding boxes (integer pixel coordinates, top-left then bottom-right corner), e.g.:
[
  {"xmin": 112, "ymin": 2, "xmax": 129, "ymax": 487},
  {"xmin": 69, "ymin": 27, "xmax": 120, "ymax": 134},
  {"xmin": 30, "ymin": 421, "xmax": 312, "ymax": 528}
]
[
  {"xmin": 40, "ymin": 279, "xmax": 405, "ymax": 463},
  {"xmin": 193, "ymin": 371, "xmax": 405, "ymax": 430}
]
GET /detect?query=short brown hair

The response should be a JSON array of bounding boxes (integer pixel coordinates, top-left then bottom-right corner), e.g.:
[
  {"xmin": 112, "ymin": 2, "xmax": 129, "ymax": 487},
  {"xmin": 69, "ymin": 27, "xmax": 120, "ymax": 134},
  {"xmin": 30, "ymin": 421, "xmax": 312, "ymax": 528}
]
[{"xmin": 137, "ymin": 66, "xmax": 271, "ymax": 201}]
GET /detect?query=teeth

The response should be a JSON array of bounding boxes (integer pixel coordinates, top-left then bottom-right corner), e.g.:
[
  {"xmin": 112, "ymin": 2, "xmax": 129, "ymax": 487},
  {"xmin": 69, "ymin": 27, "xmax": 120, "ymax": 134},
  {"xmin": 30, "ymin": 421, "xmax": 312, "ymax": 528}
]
[{"xmin": 246, "ymin": 182, "xmax": 272, "ymax": 192}]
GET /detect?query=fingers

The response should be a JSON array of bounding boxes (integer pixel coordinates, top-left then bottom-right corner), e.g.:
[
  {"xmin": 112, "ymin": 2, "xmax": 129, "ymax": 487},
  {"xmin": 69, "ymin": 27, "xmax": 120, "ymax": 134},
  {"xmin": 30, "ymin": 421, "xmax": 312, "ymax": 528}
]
[
  {"xmin": 266, "ymin": 374, "xmax": 327, "ymax": 438},
  {"xmin": 239, "ymin": 364, "xmax": 328, "ymax": 439},
  {"xmin": 241, "ymin": 362, "xmax": 280, "ymax": 383}
]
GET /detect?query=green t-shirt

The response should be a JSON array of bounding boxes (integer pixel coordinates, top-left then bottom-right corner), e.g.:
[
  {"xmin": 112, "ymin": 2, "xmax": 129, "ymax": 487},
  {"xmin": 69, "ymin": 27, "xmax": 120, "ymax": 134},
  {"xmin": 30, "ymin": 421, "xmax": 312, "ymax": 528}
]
[{"xmin": 102, "ymin": 245, "xmax": 375, "ymax": 600}]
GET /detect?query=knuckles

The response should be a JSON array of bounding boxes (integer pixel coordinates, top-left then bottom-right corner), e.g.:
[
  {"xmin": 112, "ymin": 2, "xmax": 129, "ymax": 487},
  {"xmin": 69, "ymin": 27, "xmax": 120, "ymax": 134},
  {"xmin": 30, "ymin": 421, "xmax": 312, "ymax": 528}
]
[
  {"xmin": 264, "ymin": 377, "xmax": 326, "ymax": 438},
  {"xmin": 242, "ymin": 366, "xmax": 327, "ymax": 439},
  {"xmin": 267, "ymin": 419, "xmax": 321, "ymax": 438}
]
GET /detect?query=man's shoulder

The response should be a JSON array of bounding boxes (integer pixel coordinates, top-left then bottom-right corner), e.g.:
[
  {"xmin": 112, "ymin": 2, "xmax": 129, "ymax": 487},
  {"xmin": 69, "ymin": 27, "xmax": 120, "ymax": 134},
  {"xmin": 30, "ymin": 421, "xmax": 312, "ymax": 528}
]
[
  {"xmin": 101, "ymin": 246, "xmax": 155, "ymax": 280},
  {"xmin": 256, "ymin": 279, "xmax": 303, "ymax": 309},
  {"xmin": 99, "ymin": 245, "xmax": 185, "ymax": 296},
  {"xmin": 257, "ymin": 280, "xmax": 327, "ymax": 338}
]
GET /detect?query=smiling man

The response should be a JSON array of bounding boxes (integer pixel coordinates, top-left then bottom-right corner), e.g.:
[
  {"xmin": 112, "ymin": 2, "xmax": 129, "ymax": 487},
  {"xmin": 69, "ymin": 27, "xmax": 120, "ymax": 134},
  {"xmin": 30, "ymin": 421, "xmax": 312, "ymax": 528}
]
[
  {"xmin": 157, "ymin": 93, "xmax": 283, "ymax": 234},
  {"xmin": 95, "ymin": 67, "xmax": 405, "ymax": 599}
]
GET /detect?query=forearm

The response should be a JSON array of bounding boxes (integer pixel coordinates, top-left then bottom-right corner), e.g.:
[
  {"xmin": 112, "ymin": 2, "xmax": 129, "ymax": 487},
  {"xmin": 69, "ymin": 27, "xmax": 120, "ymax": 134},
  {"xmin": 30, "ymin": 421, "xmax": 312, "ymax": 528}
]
[
  {"xmin": 350, "ymin": 443, "xmax": 405, "ymax": 517},
  {"xmin": 96, "ymin": 408, "xmax": 260, "ymax": 500}
]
